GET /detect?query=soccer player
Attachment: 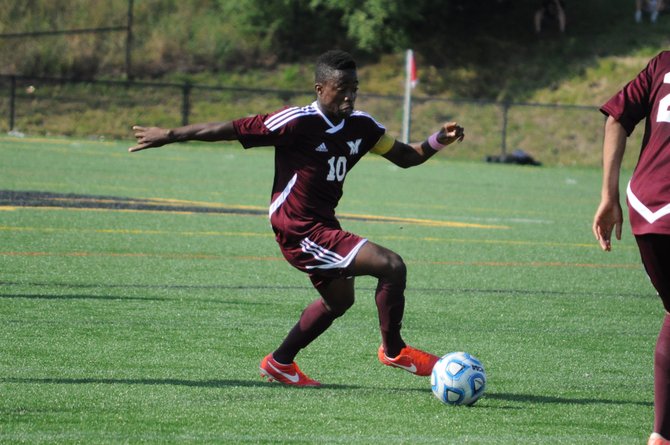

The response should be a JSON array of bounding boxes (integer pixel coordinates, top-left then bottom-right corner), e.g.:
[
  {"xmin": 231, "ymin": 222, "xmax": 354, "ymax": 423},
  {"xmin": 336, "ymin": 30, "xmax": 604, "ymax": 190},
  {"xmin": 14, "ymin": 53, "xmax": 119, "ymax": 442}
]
[
  {"xmin": 130, "ymin": 50, "xmax": 465, "ymax": 387},
  {"xmin": 636, "ymin": 0, "xmax": 663, "ymax": 23},
  {"xmin": 593, "ymin": 51, "xmax": 670, "ymax": 445},
  {"xmin": 534, "ymin": 0, "xmax": 567, "ymax": 34}
]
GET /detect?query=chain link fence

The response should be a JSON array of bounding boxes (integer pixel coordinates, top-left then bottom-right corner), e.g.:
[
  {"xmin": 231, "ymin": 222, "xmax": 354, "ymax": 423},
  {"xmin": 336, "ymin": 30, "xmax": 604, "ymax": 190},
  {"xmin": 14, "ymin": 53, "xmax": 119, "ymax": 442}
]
[{"xmin": 0, "ymin": 74, "xmax": 644, "ymax": 167}]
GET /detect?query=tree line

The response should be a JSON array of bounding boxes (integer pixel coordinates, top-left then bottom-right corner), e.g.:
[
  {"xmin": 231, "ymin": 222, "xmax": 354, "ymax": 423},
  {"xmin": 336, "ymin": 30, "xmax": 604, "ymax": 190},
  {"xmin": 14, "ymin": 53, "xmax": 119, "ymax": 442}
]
[{"xmin": 0, "ymin": 0, "xmax": 521, "ymax": 79}]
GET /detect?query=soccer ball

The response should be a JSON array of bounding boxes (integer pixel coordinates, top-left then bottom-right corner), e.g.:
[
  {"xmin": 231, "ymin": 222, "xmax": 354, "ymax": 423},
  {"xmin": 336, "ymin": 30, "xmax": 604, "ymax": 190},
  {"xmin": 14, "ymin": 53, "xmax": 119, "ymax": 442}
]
[{"xmin": 431, "ymin": 352, "xmax": 486, "ymax": 406}]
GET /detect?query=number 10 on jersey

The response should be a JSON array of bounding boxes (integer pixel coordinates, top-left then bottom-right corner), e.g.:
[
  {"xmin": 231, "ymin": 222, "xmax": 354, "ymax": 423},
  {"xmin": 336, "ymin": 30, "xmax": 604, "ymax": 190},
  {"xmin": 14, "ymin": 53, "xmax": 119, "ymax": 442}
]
[{"xmin": 327, "ymin": 156, "xmax": 347, "ymax": 182}]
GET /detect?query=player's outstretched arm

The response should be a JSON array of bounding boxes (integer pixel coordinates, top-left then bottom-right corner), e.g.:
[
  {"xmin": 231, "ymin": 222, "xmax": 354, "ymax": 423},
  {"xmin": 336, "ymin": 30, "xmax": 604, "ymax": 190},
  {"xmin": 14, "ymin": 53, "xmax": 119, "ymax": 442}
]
[
  {"xmin": 129, "ymin": 121, "xmax": 237, "ymax": 152},
  {"xmin": 592, "ymin": 116, "xmax": 627, "ymax": 251},
  {"xmin": 381, "ymin": 122, "xmax": 464, "ymax": 168}
]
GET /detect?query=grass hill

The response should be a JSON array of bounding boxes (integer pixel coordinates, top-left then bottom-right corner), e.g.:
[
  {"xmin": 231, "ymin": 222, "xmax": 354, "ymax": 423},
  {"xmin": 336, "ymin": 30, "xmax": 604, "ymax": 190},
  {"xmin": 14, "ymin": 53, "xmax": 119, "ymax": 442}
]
[{"xmin": 1, "ymin": 0, "xmax": 669, "ymax": 167}]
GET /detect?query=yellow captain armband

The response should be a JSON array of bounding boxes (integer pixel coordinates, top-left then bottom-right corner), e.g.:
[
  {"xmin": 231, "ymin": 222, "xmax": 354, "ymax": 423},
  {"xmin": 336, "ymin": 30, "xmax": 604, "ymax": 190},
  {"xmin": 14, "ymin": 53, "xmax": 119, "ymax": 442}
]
[{"xmin": 370, "ymin": 133, "xmax": 395, "ymax": 155}]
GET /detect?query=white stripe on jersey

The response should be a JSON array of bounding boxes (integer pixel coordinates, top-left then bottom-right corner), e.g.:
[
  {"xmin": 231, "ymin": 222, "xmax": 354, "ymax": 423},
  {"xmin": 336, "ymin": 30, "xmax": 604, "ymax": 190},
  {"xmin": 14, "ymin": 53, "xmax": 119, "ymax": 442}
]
[
  {"xmin": 627, "ymin": 180, "xmax": 670, "ymax": 224},
  {"xmin": 351, "ymin": 110, "xmax": 386, "ymax": 131},
  {"xmin": 264, "ymin": 105, "xmax": 319, "ymax": 131},
  {"xmin": 264, "ymin": 102, "xmax": 386, "ymax": 134},
  {"xmin": 269, "ymin": 173, "xmax": 297, "ymax": 217},
  {"xmin": 301, "ymin": 237, "xmax": 368, "ymax": 270}
]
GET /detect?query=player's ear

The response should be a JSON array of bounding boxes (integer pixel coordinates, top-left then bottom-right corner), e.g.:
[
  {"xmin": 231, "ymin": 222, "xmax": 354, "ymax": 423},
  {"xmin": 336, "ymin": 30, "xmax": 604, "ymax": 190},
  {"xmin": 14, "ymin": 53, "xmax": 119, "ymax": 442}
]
[{"xmin": 314, "ymin": 83, "xmax": 323, "ymax": 96}]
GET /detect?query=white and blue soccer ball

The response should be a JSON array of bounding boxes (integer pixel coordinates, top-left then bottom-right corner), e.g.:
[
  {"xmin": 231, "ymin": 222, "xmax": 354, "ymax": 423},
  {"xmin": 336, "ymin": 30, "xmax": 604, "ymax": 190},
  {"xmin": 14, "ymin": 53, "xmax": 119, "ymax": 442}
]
[{"xmin": 431, "ymin": 352, "xmax": 486, "ymax": 406}]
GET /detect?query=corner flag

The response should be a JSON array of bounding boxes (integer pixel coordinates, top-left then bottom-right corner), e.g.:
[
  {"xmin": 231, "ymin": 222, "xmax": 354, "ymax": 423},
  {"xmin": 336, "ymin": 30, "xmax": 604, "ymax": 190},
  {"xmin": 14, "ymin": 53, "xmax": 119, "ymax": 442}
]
[
  {"xmin": 402, "ymin": 49, "xmax": 416, "ymax": 143},
  {"xmin": 409, "ymin": 49, "xmax": 418, "ymax": 88}
]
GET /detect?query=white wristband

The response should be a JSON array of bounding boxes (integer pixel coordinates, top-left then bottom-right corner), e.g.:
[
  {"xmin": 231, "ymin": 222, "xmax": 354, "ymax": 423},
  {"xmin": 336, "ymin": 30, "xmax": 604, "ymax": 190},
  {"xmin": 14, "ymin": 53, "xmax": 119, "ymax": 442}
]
[{"xmin": 427, "ymin": 131, "xmax": 446, "ymax": 151}]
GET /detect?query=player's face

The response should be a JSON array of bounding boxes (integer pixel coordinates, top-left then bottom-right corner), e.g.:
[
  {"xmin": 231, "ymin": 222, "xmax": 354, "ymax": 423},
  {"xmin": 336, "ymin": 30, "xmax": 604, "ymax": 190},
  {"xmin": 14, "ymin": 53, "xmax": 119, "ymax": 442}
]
[{"xmin": 315, "ymin": 69, "xmax": 358, "ymax": 121}]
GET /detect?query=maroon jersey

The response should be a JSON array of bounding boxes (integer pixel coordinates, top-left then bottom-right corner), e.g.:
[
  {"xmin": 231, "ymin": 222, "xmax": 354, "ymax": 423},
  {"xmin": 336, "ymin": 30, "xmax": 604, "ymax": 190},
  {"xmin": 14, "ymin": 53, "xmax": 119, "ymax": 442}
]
[
  {"xmin": 601, "ymin": 51, "xmax": 670, "ymax": 235},
  {"xmin": 232, "ymin": 101, "xmax": 386, "ymax": 242}
]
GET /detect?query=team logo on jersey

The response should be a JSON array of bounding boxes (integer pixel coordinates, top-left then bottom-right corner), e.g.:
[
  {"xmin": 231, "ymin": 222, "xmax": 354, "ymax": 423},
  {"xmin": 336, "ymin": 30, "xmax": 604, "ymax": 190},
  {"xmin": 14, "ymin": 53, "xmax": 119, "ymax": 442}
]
[
  {"xmin": 314, "ymin": 143, "xmax": 328, "ymax": 152},
  {"xmin": 347, "ymin": 139, "xmax": 362, "ymax": 155}
]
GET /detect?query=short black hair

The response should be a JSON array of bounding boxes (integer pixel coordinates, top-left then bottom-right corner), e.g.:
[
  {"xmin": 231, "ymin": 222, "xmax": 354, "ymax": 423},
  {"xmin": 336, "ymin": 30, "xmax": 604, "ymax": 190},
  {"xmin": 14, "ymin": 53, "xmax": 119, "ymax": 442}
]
[{"xmin": 315, "ymin": 50, "xmax": 356, "ymax": 83}]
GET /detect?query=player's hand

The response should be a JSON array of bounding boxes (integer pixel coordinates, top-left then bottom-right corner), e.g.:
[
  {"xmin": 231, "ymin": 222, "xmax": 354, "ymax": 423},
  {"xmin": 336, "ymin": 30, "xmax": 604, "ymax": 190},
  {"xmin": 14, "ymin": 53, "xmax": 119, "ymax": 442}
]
[
  {"xmin": 128, "ymin": 126, "xmax": 172, "ymax": 152},
  {"xmin": 436, "ymin": 122, "xmax": 465, "ymax": 145},
  {"xmin": 592, "ymin": 199, "xmax": 623, "ymax": 252}
]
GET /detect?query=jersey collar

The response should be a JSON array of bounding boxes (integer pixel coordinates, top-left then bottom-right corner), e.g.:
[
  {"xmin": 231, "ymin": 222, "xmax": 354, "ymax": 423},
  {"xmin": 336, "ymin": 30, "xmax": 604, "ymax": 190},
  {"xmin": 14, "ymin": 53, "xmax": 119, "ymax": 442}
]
[{"xmin": 312, "ymin": 101, "xmax": 346, "ymax": 134}]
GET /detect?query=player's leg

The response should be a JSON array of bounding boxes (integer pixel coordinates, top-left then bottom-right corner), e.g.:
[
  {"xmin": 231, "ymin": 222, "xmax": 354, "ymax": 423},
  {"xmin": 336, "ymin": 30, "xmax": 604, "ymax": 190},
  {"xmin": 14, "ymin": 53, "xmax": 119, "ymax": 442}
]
[
  {"xmin": 350, "ymin": 241, "xmax": 439, "ymax": 376},
  {"xmin": 556, "ymin": 4, "xmax": 566, "ymax": 32},
  {"xmin": 533, "ymin": 9, "xmax": 543, "ymax": 33},
  {"xmin": 260, "ymin": 275, "xmax": 355, "ymax": 386},
  {"xmin": 636, "ymin": 234, "xmax": 670, "ymax": 443},
  {"xmin": 349, "ymin": 241, "xmax": 407, "ymax": 356},
  {"xmin": 261, "ymin": 227, "xmax": 370, "ymax": 385},
  {"xmin": 272, "ymin": 276, "xmax": 355, "ymax": 365},
  {"xmin": 636, "ymin": 0, "xmax": 644, "ymax": 22},
  {"xmin": 652, "ymin": 4, "xmax": 660, "ymax": 22}
]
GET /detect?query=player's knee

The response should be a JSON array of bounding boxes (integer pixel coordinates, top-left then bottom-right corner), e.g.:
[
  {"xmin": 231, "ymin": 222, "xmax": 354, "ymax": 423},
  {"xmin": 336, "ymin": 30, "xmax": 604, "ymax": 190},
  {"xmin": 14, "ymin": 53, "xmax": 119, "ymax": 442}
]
[
  {"xmin": 383, "ymin": 252, "xmax": 407, "ymax": 283},
  {"xmin": 327, "ymin": 294, "xmax": 355, "ymax": 317}
]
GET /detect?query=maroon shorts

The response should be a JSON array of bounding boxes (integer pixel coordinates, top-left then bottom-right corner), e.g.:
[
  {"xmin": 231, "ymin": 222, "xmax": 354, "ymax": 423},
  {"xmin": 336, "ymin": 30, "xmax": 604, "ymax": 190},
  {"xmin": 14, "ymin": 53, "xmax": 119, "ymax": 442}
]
[
  {"xmin": 276, "ymin": 223, "xmax": 368, "ymax": 289},
  {"xmin": 636, "ymin": 234, "xmax": 670, "ymax": 312}
]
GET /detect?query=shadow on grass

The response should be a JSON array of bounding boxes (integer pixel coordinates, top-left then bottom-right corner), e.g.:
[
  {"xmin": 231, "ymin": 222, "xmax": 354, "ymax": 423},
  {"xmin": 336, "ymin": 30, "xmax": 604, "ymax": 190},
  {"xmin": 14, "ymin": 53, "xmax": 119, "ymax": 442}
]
[
  {"xmin": 485, "ymin": 391, "xmax": 652, "ymax": 407},
  {"xmin": 0, "ymin": 293, "xmax": 167, "ymax": 302},
  {"xmin": 1, "ymin": 377, "xmax": 654, "ymax": 407},
  {"xmin": 0, "ymin": 376, "xmax": 427, "ymax": 393},
  {"xmin": 1, "ymin": 280, "xmax": 652, "ymax": 300},
  {"xmin": 1, "ymin": 280, "xmax": 312, "ymax": 292},
  {"xmin": 0, "ymin": 292, "xmax": 269, "ymax": 306},
  {"xmin": 2, "ymin": 376, "xmax": 337, "ymax": 390}
]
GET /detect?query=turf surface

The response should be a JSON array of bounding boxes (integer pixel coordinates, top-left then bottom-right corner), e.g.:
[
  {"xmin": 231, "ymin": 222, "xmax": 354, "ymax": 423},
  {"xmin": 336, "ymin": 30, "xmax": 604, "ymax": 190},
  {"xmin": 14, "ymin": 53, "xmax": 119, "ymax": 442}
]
[{"xmin": 0, "ymin": 135, "xmax": 657, "ymax": 444}]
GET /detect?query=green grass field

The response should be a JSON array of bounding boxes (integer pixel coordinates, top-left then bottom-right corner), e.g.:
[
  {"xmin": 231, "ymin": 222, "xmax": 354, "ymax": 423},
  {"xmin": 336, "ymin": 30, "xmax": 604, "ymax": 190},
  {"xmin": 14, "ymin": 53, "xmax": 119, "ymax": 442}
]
[{"xmin": 0, "ymin": 135, "xmax": 659, "ymax": 444}]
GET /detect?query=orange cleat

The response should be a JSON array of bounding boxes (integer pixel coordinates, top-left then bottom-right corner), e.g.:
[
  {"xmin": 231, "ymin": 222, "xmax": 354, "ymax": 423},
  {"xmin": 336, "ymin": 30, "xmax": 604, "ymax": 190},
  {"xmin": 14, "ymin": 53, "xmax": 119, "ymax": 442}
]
[
  {"xmin": 259, "ymin": 354, "xmax": 321, "ymax": 387},
  {"xmin": 378, "ymin": 344, "xmax": 439, "ymax": 376},
  {"xmin": 649, "ymin": 433, "xmax": 670, "ymax": 445}
]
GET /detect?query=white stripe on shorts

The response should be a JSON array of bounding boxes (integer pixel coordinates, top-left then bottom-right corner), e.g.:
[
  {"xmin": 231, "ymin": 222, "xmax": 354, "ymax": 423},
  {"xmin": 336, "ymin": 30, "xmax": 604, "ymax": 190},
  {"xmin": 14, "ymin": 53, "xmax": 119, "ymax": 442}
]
[{"xmin": 301, "ymin": 237, "xmax": 368, "ymax": 270}]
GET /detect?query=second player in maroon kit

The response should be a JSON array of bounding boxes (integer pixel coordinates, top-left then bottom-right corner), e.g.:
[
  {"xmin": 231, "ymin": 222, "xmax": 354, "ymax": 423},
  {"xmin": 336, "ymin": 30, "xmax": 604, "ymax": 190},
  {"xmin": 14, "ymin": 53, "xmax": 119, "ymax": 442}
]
[
  {"xmin": 130, "ymin": 50, "xmax": 465, "ymax": 387},
  {"xmin": 594, "ymin": 51, "xmax": 670, "ymax": 445}
]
